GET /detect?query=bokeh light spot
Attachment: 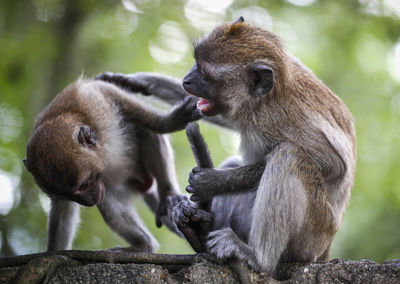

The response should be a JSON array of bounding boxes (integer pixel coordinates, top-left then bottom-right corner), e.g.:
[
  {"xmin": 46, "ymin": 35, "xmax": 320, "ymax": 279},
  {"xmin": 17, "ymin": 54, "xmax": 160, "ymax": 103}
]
[
  {"xmin": 0, "ymin": 104, "xmax": 23, "ymax": 144},
  {"xmin": 387, "ymin": 42, "xmax": 400, "ymax": 82},
  {"xmin": 232, "ymin": 6, "xmax": 273, "ymax": 30},
  {"xmin": 33, "ymin": 0, "xmax": 65, "ymax": 22},
  {"xmin": 286, "ymin": 0, "xmax": 316, "ymax": 7},
  {"xmin": 0, "ymin": 171, "xmax": 17, "ymax": 215},
  {"xmin": 149, "ymin": 21, "xmax": 189, "ymax": 65}
]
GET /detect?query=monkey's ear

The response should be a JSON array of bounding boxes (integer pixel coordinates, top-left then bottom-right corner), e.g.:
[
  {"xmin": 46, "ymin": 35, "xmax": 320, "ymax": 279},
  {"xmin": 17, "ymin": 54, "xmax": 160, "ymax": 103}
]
[
  {"xmin": 78, "ymin": 125, "xmax": 97, "ymax": 147},
  {"xmin": 232, "ymin": 16, "xmax": 244, "ymax": 25},
  {"xmin": 248, "ymin": 63, "xmax": 274, "ymax": 96},
  {"xmin": 228, "ymin": 16, "xmax": 245, "ymax": 35},
  {"xmin": 23, "ymin": 158, "xmax": 30, "ymax": 172}
]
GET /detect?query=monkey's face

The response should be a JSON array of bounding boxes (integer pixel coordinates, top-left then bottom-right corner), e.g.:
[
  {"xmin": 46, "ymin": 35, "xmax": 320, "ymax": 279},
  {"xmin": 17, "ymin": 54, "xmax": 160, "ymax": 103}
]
[
  {"xmin": 183, "ymin": 19, "xmax": 277, "ymax": 121},
  {"xmin": 182, "ymin": 62, "xmax": 221, "ymax": 117},
  {"xmin": 25, "ymin": 114, "xmax": 106, "ymax": 207}
]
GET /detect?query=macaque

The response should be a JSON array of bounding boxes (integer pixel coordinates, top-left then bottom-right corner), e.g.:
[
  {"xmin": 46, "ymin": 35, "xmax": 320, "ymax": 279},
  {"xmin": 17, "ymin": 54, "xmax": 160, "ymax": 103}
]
[
  {"xmin": 24, "ymin": 77, "xmax": 200, "ymax": 251},
  {"xmin": 97, "ymin": 16, "xmax": 356, "ymax": 275}
]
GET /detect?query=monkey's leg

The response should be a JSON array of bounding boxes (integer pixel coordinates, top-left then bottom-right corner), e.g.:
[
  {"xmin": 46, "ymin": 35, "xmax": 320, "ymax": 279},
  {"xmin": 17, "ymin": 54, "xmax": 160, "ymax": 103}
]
[
  {"xmin": 248, "ymin": 142, "xmax": 331, "ymax": 274},
  {"xmin": 139, "ymin": 132, "xmax": 181, "ymax": 229},
  {"xmin": 97, "ymin": 190, "xmax": 159, "ymax": 252},
  {"xmin": 47, "ymin": 199, "xmax": 80, "ymax": 251}
]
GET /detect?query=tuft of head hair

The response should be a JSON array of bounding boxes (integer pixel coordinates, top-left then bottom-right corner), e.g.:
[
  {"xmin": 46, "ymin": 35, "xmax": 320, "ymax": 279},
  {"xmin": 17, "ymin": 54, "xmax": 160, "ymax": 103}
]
[
  {"xmin": 227, "ymin": 16, "xmax": 245, "ymax": 35},
  {"xmin": 194, "ymin": 18, "xmax": 284, "ymax": 65}
]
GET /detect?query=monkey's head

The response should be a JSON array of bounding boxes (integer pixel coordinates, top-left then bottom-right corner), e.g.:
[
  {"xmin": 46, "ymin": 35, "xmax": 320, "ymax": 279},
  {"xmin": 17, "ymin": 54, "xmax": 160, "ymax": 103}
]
[
  {"xmin": 24, "ymin": 113, "xmax": 106, "ymax": 206},
  {"xmin": 183, "ymin": 17, "xmax": 287, "ymax": 121}
]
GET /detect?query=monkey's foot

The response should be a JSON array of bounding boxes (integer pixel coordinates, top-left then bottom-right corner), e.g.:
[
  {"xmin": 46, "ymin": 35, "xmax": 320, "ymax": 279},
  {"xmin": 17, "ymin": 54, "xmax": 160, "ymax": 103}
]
[
  {"xmin": 168, "ymin": 195, "xmax": 212, "ymax": 228},
  {"xmin": 206, "ymin": 227, "xmax": 261, "ymax": 272}
]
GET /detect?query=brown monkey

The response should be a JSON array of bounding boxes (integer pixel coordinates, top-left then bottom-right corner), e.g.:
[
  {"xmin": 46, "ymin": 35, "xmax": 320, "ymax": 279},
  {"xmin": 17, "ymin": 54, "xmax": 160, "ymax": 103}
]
[
  {"xmin": 182, "ymin": 17, "xmax": 357, "ymax": 274},
  {"xmin": 98, "ymin": 17, "xmax": 357, "ymax": 274},
  {"xmin": 24, "ymin": 77, "xmax": 200, "ymax": 251}
]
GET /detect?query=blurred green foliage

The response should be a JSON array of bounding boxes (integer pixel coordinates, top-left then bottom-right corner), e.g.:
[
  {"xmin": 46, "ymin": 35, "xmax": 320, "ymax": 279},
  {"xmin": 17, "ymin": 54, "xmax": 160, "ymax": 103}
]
[{"xmin": 0, "ymin": 0, "xmax": 400, "ymax": 262}]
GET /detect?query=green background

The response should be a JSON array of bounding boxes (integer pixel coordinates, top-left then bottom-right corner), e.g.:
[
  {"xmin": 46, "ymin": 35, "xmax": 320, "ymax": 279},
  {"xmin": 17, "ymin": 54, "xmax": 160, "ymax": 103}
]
[{"xmin": 1, "ymin": 0, "xmax": 400, "ymax": 262}]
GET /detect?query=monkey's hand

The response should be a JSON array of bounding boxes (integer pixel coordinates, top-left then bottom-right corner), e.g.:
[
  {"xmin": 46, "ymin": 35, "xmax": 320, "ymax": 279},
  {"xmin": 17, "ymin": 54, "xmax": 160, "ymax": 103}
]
[
  {"xmin": 168, "ymin": 195, "xmax": 212, "ymax": 228},
  {"xmin": 164, "ymin": 96, "xmax": 202, "ymax": 132},
  {"xmin": 96, "ymin": 72, "xmax": 152, "ymax": 96},
  {"xmin": 187, "ymin": 167, "xmax": 224, "ymax": 201},
  {"xmin": 207, "ymin": 228, "xmax": 262, "ymax": 272}
]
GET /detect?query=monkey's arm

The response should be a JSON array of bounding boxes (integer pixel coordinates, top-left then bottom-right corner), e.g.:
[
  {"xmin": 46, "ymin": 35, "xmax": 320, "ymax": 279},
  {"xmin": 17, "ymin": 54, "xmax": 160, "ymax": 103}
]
[
  {"xmin": 97, "ymin": 72, "xmax": 186, "ymax": 105},
  {"xmin": 139, "ymin": 131, "xmax": 181, "ymax": 229},
  {"xmin": 103, "ymin": 86, "xmax": 201, "ymax": 133},
  {"xmin": 96, "ymin": 72, "xmax": 232, "ymax": 129},
  {"xmin": 187, "ymin": 159, "xmax": 266, "ymax": 201},
  {"xmin": 47, "ymin": 199, "xmax": 80, "ymax": 251}
]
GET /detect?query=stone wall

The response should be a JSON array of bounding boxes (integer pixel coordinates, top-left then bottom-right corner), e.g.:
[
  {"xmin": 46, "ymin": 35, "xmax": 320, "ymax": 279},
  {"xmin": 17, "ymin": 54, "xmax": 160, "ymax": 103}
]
[{"xmin": 1, "ymin": 251, "xmax": 399, "ymax": 283}]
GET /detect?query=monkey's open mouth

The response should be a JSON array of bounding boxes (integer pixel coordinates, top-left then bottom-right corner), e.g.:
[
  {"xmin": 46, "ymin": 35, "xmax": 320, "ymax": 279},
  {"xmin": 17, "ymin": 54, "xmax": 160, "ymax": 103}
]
[
  {"xmin": 197, "ymin": 98, "xmax": 218, "ymax": 116},
  {"xmin": 98, "ymin": 182, "xmax": 105, "ymax": 202}
]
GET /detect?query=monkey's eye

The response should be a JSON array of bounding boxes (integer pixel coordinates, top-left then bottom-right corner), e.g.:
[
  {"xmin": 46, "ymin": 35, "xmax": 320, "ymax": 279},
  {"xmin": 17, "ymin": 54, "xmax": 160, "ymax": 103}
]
[{"xmin": 78, "ymin": 125, "xmax": 96, "ymax": 147}]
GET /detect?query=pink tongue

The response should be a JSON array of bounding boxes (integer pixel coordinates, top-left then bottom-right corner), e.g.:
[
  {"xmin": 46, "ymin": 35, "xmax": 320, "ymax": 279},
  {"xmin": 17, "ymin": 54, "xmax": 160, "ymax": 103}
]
[{"xmin": 197, "ymin": 98, "xmax": 213, "ymax": 113}]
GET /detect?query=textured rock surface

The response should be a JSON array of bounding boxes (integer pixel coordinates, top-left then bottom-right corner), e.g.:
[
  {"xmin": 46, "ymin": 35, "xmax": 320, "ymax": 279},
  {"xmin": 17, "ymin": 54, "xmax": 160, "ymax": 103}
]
[{"xmin": 0, "ymin": 251, "xmax": 399, "ymax": 283}]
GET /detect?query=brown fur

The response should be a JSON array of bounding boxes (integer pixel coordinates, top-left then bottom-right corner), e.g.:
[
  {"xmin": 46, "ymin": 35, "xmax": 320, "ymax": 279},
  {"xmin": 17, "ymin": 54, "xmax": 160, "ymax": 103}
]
[{"xmin": 185, "ymin": 19, "xmax": 356, "ymax": 273}]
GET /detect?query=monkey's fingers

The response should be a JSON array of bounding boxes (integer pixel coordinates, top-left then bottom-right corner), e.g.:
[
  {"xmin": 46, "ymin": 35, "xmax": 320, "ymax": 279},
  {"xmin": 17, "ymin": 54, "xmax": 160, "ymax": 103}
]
[
  {"xmin": 171, "ymin": 199, "xmax": 198, "ymax": 227},
  {"xmin": 186, "ymin": 186, "xmax": 195, "ymax": 194},
  {"xmin": 177, "ymin": 96, "xmax": 202, "ymax": 119},
  {"xmin": 172, "ymin": 207, "xmax": 189, "ymax": 228},
  {"xmin": 191, "ymin": 209, "xmax": 213, "ymax": 223},
  {"xmin": 192, "ymin": 166, "xmax": 202, "ymax": 173},
  {"xmin": 166, "ymin": 194, "xmax": 190, "ymax": 208}
]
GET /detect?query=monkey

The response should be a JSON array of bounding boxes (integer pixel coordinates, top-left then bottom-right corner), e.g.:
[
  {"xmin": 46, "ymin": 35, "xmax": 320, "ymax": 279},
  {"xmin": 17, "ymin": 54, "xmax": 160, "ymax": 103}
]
[
  {"xmin": 97, "ymin": 17, "xmax": 356, "ymax": 275},
  {"xmin": 24, "ymin": 77, "xmax": 201, "ymax": 252},
  {"xmin": 181, "ymin": 16, "xmax": 357, "ymax": 274}
]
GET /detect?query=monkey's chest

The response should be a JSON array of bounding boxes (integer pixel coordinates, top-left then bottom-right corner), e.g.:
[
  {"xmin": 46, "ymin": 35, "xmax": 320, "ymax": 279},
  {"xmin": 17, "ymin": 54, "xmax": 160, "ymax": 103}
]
[{"xmin": 241, "ymin": 142, "xmax": 273, "ymax": 164}]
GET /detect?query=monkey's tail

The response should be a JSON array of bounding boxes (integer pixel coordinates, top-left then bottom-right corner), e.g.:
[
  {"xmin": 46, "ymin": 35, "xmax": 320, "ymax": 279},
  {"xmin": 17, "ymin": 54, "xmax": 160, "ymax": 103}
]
[{"xmin": 185, "ymin": 123, "xmax": 213, "ymax": 169}]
